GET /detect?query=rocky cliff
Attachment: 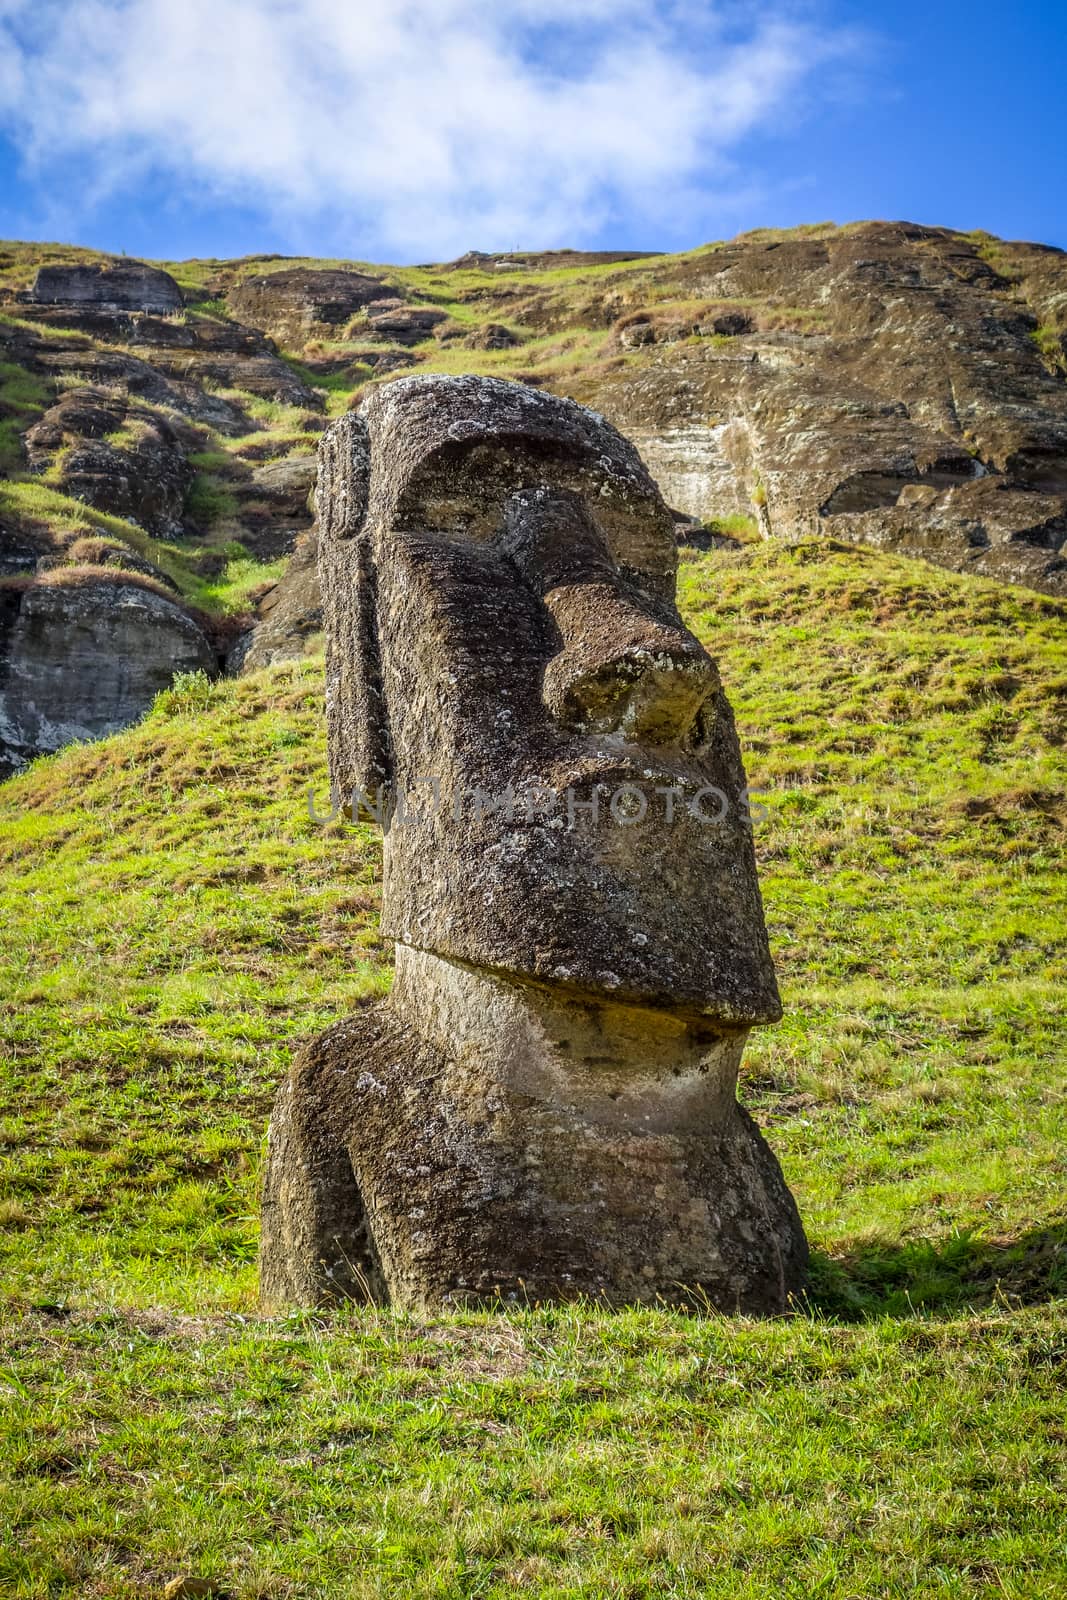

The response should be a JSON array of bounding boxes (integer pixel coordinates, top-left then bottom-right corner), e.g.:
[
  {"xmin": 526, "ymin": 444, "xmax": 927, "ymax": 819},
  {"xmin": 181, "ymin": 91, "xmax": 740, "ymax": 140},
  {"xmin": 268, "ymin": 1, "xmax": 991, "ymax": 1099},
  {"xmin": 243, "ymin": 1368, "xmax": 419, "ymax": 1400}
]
[
  {"xmin": 566, "ymin": 224, "xmax": 1067, "ymax": 596},
  {"xmin": 1, "ymin": 223, "xmax": 1065, "ymax": 770}
]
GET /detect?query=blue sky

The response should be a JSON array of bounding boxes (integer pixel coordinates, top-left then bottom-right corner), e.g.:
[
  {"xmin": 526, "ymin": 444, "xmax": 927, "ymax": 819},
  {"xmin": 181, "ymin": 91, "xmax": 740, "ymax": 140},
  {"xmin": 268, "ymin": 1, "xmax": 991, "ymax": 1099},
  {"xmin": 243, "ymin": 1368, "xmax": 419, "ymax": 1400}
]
[{"xmin": 0, "ymin": 0, "xmax": 1063, "ymax": 264}]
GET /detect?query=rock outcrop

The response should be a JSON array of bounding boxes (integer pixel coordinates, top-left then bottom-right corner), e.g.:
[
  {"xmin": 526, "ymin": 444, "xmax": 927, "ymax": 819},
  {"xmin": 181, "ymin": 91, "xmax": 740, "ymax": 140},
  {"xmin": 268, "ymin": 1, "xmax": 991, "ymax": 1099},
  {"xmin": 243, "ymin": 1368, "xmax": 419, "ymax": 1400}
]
[
  {"xmin": 462, "ymin": 322, "xmax": 522, "ymax": 350},
  {"xmin": 24, "ymin": 388, "xmax": 192, "ymax": 538},
  {"xmin": 365, "ymin": 301, "xmax": 447, "ymax": 345},
  {"xmin": 0, "ymin": 572, "xmax": 215, "ymax": 777},
  {"xmin": 443, "ymin": 248, "xmax": 661, "ymax": 273},
  {"xmin": 26, "ymin": 261, "xmax": 184, "ymax": 315},
  {"xmin": 260, "ymin": 375, "xmax": 807, "ymax": 1314},
  {"xmin": 18, "ymin": 304, "xmax": 316, "ymax": 410},
  {"xmin": 571, "ymin": 223, "xmax": 1067, "ymax": 595},
  {"xmin": 3, "ymin": 222, "xmax": 1066, "ymax": 780},
  {"xmin": 227, "ymin": 268, "xmax": 389, "ymax": 343},
  {"xmin": 229, "ymin": 529, "xmax": 321, "ymax": 674}
]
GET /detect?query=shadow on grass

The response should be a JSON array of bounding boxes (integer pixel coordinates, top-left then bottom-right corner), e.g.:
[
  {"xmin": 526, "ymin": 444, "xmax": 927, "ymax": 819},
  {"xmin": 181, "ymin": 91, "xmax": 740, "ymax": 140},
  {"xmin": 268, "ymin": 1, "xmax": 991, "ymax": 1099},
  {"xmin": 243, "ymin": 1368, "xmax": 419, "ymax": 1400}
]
[{"xmin": 806, "ymin": 1221, "xmax": 1067, "ymax": 1320}]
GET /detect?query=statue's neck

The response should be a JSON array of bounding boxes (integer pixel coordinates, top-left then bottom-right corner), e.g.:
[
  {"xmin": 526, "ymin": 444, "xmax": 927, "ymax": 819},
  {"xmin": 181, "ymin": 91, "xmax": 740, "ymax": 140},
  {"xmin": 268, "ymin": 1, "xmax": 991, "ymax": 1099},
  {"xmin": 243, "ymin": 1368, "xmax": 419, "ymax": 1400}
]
[{"xmin": 389, "ymin": 945, "xmax": 745, "ymax": 1126}]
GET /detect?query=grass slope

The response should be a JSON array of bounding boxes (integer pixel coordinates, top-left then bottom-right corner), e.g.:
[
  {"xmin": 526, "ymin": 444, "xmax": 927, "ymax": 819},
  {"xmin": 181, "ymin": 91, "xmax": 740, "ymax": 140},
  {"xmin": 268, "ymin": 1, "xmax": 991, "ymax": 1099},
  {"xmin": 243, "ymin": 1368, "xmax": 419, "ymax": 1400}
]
[{"xmin": 1, "ymin": 540, "xmax": 1065, "ymax": 1597}]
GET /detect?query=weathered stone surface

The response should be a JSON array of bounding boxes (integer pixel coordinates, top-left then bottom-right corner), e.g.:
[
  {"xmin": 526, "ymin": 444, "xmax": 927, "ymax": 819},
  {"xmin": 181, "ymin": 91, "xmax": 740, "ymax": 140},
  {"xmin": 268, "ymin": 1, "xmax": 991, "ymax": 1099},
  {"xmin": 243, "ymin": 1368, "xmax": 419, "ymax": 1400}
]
[
  {"xmin": 230, "ymin": 530, "xmax": 321, "ymax": 674},
  {"xmin": 0, "ymin": 574, "xmax": 215, "ymax": 776},
  {"xmin": 0, "ymin": 522, "xmax": 51, "ymax": 576},
  {"xmin": 24, "ymin": 388, "xmax": 192, "ymax": 538},
  {"xmin": 571, "ymin": 223, "xmax": 1067, "ymax": 596},
  {"xmin": 462, "ymin": 322, "xmax": 522, "ymax": 350},
  {"xmin": 443, "ymin": 248, "xmax": 661, "ymax": 273},
  {"xmin": 614, "ymin": 305, "xmax": 755, "ymax": 348},
  {"xmin": 247, "ymin": 454, "xmax": 317, "ymax": 520},
  {"xmin": 26, "ymin": 260, "xmax": 183, "ymax": 315},
  {"xmin": 15, "ymin": 304, "xmax": 316, "ymax": 410},
  {"xmin": 365, "ymin": 303, "xmax": 447, "ymax": 345},
  {"xmin": 260, "ymin": 374, "xmax": 806, "ymax": 1314},
  {"xmin": 227, "ymin": 268, "xmax": 388, "ymax": 343}
]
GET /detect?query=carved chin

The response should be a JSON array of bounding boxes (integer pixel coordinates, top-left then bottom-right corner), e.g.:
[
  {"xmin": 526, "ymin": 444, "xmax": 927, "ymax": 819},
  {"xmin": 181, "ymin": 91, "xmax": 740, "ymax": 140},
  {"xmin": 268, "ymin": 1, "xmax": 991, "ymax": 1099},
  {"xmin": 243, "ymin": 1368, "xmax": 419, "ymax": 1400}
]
[{"xmin": 381, "ymin": 796, "xmax": 781, "ymax": 1025}]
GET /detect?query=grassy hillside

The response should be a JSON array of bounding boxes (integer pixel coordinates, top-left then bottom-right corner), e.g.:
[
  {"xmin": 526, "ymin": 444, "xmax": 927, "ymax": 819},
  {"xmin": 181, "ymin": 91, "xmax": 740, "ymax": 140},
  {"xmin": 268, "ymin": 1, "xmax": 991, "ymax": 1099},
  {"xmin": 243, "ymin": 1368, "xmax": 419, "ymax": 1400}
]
[
  {"xmin": 1, "ymin": 540, "xmax": 1065, "ymax": 1597},
  {"xmin": 5, "ymin": 221, "xmax": 1066, "ymax": 626}
]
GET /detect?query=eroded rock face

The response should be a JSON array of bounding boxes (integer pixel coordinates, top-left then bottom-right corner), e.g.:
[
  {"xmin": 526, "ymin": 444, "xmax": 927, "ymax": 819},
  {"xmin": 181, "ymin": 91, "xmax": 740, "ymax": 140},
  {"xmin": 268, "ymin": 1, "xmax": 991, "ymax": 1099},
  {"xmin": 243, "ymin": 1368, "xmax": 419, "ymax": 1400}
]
[
  {"xmin": 0, "ymin": 574, "xmax": 215, "ymax": 776},
  {"xmin": 26, "ymin": 261, "xmax": 184, "ymax": 315},
  {"xmin": 24, "ymin": 388, "xmax": 192, "ymax": 538},
  {"xmin": 227, "ymin": 268, "xmax": 388, "ymax": 343},
  {"xmin": 462, "ymin": 322, "xmax": 522, "ymax": 350},
  {"xmin": 15, "ymin": 305, "xmax": 317, "ymax": 412},
  {"xmin": 365, "ymin": 302, "xmax": 447, "ymax": 345},
  {"xmin": 574, "ymin": 223, "xmax": 1067, "ymax": 596},
  {"xmin": 260, "ymin": 374, "xmax": 807, "ymax": 1314},
  {"xmin": 230, "ymin": 529, "xmax": 321, "ymax": 674}
]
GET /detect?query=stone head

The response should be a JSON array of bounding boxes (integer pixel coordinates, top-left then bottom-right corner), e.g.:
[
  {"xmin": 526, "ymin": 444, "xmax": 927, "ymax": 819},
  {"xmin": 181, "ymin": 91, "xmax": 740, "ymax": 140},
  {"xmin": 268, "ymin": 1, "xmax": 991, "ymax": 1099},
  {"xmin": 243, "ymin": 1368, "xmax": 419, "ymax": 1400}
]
[{"xmin": 317, "ymin": 374, "xmax": 779, "ymax": 1025}]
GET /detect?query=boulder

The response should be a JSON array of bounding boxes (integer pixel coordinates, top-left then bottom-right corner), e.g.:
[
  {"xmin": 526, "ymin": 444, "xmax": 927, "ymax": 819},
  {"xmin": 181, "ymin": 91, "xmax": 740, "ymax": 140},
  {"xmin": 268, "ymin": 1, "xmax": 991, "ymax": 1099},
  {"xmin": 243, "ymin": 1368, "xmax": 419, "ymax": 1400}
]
[
  {"xmin": 697, "ymin": 309, "xmax": 755, "ymax": 337},
  {"xmin": 227, "ymin": 268, "xmax": 389, "ymax": 342},
  {"xmin": 0, "ymin": 573, "xmax": 215, "ymax": 776},
  {"xmin": 462, "ymin": 322, "xmax": 521, "ymax": 350},
  {"xmin": 247, "ymin": 455, "xmax": 317, "ymax": 520},
  {"xmin": 23, "ymin": 389, "xmax": 192, "ymax": 538},
  {"xmin": 365, "ymin": 303, "xmax": 447, "ymax": 345},
  {"xmin": 26, "ymin": 261, "xmax": 183, "ymax": 315}
]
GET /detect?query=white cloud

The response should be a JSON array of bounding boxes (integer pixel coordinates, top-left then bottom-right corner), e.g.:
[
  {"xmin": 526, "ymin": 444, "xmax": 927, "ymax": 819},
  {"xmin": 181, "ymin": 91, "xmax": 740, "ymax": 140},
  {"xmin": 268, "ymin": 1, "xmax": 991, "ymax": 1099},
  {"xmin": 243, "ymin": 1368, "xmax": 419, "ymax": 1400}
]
[{"xmin": 0, "ymin": 0, "xmax": 857, "ymax": 257}]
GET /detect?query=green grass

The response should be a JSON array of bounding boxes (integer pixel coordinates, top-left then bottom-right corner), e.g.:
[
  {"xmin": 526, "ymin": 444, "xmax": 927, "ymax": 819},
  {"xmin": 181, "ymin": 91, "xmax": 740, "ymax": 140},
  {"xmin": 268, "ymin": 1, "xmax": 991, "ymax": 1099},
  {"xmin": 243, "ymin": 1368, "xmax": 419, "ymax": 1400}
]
[
  {"xmin": 705, "ymin": 512, "xmax": 760, "ymax": 542},
  {"xmin": 1030, "ymin": 325, "xmax": 1064, "ymax": 371},
  {"xmin": 0, "ymin": 358, "xmax": 51, "ymax": 471},
  {"xmin": 4, "ymin": 1304, "xmax": 1064, "ymax": 1599},
  {"xmin": 0, "ymin": 478, "xmax": 166, "ymax": 548},
  {"xmin": 7, "ymin": 222, "xmax": 1038, "ymax": 538},
  {"xmin": 184, "ymin": 471, "xmax": 239, "ymax": 531},
  {"xmin": 0, "ymin": 539, "xmax": 1064, "ymax": 1596},
  {"xmin": 194, "ymin": 551, "xmax": 287, "ymax": 613}
]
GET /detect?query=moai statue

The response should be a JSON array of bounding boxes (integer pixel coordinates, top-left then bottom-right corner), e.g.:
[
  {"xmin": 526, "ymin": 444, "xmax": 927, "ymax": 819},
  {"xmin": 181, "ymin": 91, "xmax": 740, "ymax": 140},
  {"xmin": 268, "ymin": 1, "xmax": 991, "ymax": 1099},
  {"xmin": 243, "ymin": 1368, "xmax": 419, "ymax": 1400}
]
[{"xmin": 260, "ymin": 375, "xmax": 807, "ymax": 1313}]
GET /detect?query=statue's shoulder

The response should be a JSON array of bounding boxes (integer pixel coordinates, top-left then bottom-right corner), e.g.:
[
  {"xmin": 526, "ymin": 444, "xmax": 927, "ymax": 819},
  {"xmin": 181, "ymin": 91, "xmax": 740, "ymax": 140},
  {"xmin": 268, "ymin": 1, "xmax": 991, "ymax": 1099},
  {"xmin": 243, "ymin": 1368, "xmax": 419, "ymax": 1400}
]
[{"xmin": 287, "ymin": 999, "xmax": 438, "ymax": 1133}]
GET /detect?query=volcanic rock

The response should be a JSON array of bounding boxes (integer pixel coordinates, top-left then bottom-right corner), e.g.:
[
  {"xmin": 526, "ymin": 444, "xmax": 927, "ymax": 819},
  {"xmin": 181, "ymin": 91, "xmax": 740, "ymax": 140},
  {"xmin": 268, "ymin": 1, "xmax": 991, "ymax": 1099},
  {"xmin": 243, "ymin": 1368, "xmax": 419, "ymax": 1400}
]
[
  {"xmin": 462, "ymin": 322, "xmax": 521, "ymax": 350},
  {"xmin": 25, "ymin": 260, "xmax": 184, "ymax": 315},
  {"xmin": 260, "ymin": 375, "xmax": 807, "ymax": 1315},
  {"xmin": 574, "ymin": 223, "xmax": 1067, "ymax": 595},
  {"xmin": 365, "ymin": 303, "xmax": 447, "ymax": 345},
  {"xmin": 230, "ymin": 530, "xmax": 321, "ymax": 674},
  {"xmin": 0, "ymin": 573, "xmax": 215, "ymax": 776},
  {"xmin": 227, "ymin": 268, "xmax": 390, "ymax": 343},
  {"xmin": 23, "ymin": 389, "xmax": 192, "ymax": 538}
]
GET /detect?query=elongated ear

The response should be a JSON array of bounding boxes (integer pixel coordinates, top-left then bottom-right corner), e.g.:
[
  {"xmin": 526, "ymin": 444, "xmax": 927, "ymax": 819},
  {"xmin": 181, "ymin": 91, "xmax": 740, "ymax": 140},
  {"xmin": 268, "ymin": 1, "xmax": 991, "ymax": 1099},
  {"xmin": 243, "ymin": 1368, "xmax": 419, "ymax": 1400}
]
[
  {"xmin": 317, "ymin": 411, "xmax": 370, "ymax": 541},
  {"xmin": 316, "ymin": 414, "xmax": 392, "ymax": 807}
]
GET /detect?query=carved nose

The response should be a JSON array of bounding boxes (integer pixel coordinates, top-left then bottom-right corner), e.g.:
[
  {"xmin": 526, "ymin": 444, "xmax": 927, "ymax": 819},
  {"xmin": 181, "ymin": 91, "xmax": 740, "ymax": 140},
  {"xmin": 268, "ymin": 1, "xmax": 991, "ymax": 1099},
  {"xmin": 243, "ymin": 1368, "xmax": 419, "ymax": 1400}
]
[{"xmin": 501, "ymin": 487, "xmax": 719, "ymax": 745}]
